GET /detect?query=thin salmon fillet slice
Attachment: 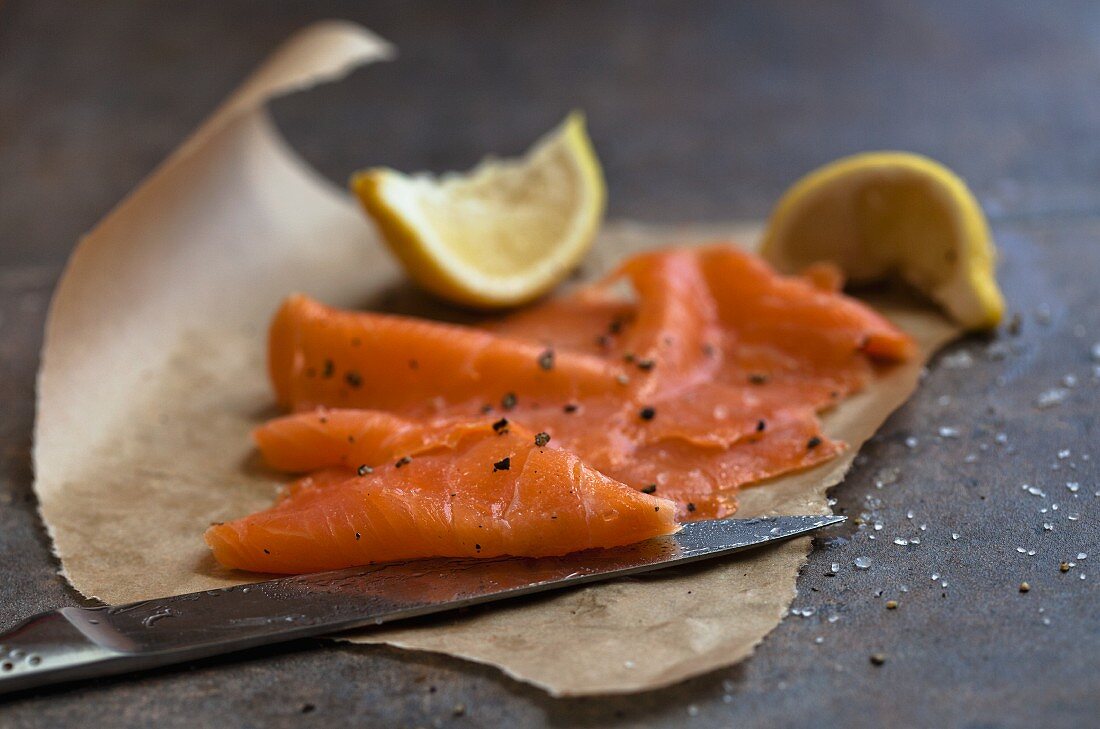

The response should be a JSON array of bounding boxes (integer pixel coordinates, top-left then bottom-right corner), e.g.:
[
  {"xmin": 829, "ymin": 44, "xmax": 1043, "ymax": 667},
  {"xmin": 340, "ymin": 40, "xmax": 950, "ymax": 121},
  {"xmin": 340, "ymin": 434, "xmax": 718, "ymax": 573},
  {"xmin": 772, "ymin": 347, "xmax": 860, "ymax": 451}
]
[
  {"xmin": 270, "ymin": 295, "xmax": 626, "ymax": 414},
  {"xmin": 253, "ymin": 409, "xmax": 492, "ymax": 473},
  {"xmin": 207, "ymin": 426, "xmax": 679, "ymax": 573},
  {"xmin": 253, "ymin": 404, "xmax": 835, "ymax": 520}
]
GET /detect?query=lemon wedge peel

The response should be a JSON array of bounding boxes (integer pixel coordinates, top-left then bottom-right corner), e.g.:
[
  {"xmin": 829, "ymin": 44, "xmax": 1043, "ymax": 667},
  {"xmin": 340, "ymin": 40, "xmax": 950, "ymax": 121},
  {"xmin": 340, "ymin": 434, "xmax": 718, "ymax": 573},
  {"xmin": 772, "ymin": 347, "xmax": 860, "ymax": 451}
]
[
  {"xmin": 351, "ymin": 112, "xmax": 606, "ymax": 309},
  {"xmin": 761, "ymin": 152, "xmax": 1004, "ymax": 330}
]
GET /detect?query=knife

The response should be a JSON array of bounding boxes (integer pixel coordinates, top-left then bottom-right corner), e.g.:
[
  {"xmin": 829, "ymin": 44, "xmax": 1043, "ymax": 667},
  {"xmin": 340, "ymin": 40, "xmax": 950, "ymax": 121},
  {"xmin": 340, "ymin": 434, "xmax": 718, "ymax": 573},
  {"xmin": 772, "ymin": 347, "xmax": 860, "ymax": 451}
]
[{"xmin": 0, "ymin": 515, "xmax": 843, "ymax": 695}]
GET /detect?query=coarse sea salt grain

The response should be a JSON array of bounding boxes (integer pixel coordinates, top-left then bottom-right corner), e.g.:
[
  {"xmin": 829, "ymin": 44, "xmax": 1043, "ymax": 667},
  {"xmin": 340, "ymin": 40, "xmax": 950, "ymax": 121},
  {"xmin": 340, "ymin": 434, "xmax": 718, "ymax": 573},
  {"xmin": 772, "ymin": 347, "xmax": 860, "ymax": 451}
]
[
  {"xmin": 938, "ymin": 426, "xmax": 960, "ymax": 438},
  {"xmin": 854, "ymin": 557, "xmax": 872, "ymax": 570},
  {"xmin": 942, "ymin": 351, "xmax": 974, "ymax": 369},
  {"xmin": 1036, "ymin": 389, "xmax": 1068, "ymax": 409}
]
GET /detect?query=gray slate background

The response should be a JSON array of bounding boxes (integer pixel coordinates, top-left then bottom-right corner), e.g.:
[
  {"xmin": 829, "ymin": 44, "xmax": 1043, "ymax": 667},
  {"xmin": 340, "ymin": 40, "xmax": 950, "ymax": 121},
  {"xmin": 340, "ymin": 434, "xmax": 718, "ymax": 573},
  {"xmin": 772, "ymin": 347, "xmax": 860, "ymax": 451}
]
[{"xmin": 1, "ymin": 2, "xmax": 1098, "ymax": 727}]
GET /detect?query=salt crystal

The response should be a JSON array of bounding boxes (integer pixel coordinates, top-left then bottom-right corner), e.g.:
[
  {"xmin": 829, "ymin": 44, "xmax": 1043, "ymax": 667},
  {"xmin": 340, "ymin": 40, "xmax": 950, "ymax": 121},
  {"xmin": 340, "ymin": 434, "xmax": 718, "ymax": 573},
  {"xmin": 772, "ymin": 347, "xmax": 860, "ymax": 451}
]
[
  {"xmin": 1062, "ymin": 374, "xmax": 1077, "ymax": 388},
  {"xmin": 894, "ymin": 538, "xmax": 909, "ymax": 546},
  {"xmin": 1028, "ymin": 550, "xmax": 1037, "ymax": 556},
  {"xmin": 938, "ymin": 426, "xmax": 960, "ymax": 438},
  {"xmin": 874, "ymin": 467, "xmax": 900, "ymax": 487},
  {"xmin": 1026, "ymin": 486, "xmax": 1046, "ymax": 497},
  {"xmin": 910, "ymin": 537, "xmax": 921, "ymax": 544},
  {"xmin": 907, "ymin": 510, "xmax": 915, "ymax": 519},
  {"xmin": 814, "ymin": 636, "xmax": 824, "ymax": 644},
  {"xmin": 931, "ymin": 573, "xmax": 940, "ymax": 580},
  {"xmin": 964, "ymin": 454, "xmax": 979, "ymax": 463},
  {"xmin": 1043, "ymin": 523, "xmax": 1054, "ymax": 531},
  {"xmin": 874, "ymin": 522, "xmax": 883, "ymax": 531},
  {"xmin": 828, "ymin": 615, "xmax": 840, "ymax": 623},
  {"xmin": 831, "ymin": 562, "xmax": 840, "ymax": 573},
  {"xmin": 919, "ymin": 524, "xmax": 927, "ymax": 531},
  {"xmin": 1067, "ymin": 482, "xmax": 1080, "ymax": 493},
  {"xmin": 1068, "ymin": 514, "xmax": 1079, "ymax": 521},
  {"xmin": 905, "ymin": 436, "xmax": 919, "ymax": 449},
  {"xmin": 1035, "ymin": 388, "xmax": 1068, "ymax": 409},
  {"xmin": 1016, "ymin": 547, "xmax": 1027, "ymax": 553},
  {"xmin": 1058, "ymin": 449, "xmax": 1071, "ymax": 459},
  {"xmin": 995, "ymin": 433, "xmax": 1009, "ymax": 444},
  {"xmin": 942, "ymin": 351, "xmax": 974, "ymax": 369},
  {"xmin": 952, "ymin": 533, "xmax": 960, "ymax": 540},
  {"xmin": 854, "ymin": 557, "xmax": 872, "ymax": 570},
  {"xmin": 1078, "ymin": 552, "xmax": 1088, "ymax": 560},
  {"xmin": 687, "ymin": 704, "xmax": 699, "ymax": 717}
]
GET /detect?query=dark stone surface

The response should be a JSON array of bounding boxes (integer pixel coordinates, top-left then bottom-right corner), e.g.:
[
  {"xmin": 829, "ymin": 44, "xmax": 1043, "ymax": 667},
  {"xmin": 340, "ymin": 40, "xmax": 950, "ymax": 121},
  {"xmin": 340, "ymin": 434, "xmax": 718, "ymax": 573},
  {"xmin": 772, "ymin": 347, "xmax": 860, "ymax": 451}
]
[{"xmin": 1, "ymin": 1, "xmax": 1097, "ymax": 726}]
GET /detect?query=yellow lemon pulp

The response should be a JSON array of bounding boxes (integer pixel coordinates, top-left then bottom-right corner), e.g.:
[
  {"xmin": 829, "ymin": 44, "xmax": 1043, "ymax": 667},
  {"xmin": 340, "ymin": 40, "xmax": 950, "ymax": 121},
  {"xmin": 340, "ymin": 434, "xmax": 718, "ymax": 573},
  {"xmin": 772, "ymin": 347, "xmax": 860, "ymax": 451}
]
[
  {"xmin": 761, "ymin": 152, "xmax": 1004, "ymax": 330},
  {"xmin": 351, "ymin": 112, "xmax": 606, "ymax": 309}
]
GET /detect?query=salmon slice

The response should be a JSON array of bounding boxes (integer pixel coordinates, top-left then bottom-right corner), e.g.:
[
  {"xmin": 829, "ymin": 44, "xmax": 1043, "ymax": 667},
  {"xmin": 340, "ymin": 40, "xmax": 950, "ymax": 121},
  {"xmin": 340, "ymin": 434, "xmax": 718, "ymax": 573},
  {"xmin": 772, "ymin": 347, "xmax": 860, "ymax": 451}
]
[
  {"xmin": 269, "ymin": 295, "xmax": 626, "ymax": 415},
  {"xmin": 207, "ymin": 425, "xmax": 678, "ymax": 573},
  {"xmin": 253, "ymin": 409, "xmax": 485, "ymax": 473},
  {"xmin": 258, "ymin": 244, "xmax": 914, "ymax": 523}
]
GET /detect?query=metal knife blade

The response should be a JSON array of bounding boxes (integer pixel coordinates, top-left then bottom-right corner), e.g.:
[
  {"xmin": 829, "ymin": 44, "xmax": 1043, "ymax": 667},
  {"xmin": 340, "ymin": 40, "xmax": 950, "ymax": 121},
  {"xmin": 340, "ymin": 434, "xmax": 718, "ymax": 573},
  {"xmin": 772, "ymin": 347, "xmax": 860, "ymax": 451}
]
[{"xmin": 0, "ymin": 514, "xmax": 843, "ymax": 695}]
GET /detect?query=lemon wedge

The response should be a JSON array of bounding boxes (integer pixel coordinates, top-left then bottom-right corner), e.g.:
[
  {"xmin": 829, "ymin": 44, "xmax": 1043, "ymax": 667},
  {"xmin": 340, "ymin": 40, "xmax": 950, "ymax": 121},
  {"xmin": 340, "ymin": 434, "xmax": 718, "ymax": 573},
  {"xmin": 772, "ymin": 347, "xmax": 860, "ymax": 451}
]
[
  {"xmin": 351, "ymin": 112, "xmax": 606, "ymax": 309},
  {"xmin": 761, "ymin": 152, "xmax": 1004, "ymax": 330}
]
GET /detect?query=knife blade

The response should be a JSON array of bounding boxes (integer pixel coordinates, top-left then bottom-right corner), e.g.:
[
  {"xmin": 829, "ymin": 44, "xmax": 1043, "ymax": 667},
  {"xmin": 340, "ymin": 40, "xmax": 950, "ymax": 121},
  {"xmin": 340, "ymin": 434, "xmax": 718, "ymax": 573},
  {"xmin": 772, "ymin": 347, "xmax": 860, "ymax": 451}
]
[{"xmin": 0, "ymin": 514, "xmax": 843, "ymax": 695}]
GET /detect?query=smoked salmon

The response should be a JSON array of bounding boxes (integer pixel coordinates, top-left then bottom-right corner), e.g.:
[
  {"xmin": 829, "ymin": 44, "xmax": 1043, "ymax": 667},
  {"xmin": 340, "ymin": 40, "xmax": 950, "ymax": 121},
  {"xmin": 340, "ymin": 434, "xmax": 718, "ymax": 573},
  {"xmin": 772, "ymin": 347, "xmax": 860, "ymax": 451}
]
[
  {"xmin": 207, "ymin": 424, "xmax": 678, "ymax": 573},
  {"xmin": 259, "ymin": 246, "xmax": 912, "ymax": 519},
  {"xmin": 208, "ymin": 244, "xmax": 914, "ymax": 573}
]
